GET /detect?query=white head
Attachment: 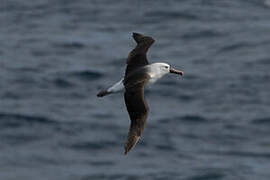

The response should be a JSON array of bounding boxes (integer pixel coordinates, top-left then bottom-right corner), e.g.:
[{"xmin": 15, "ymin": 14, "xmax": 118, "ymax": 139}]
[{"xmin": 148, "ymin": 62, "xmax": 184, "ymax": 83}]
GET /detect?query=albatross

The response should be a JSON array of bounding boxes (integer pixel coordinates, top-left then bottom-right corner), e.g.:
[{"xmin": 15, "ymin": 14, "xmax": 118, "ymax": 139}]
[{"xmin": 97, "ymin": 32, "xmax": 184, "ymax": 154}]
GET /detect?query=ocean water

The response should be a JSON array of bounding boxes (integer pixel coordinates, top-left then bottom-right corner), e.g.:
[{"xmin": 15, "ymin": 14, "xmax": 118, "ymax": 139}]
[{"xmin": 1, "ymin": 0, "xmax": 270, "ymax": 179}]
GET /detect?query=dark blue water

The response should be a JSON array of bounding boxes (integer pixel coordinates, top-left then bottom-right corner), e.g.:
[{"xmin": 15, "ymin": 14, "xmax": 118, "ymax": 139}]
[{"xmin": 1, "ymin": 0, "xmax": 270, "ymax": 179}]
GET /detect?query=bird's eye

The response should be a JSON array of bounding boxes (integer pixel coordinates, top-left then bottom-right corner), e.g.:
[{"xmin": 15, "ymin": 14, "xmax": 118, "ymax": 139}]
[{"xmin": 165, "ymin": 66, "xmax": 169, "ymax": 69}]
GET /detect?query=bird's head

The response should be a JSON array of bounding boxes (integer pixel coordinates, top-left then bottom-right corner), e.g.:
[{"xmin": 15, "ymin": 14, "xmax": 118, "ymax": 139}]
[{"xmin": 155, "ymin": 63, "xmax": 184, "ymax": 77}]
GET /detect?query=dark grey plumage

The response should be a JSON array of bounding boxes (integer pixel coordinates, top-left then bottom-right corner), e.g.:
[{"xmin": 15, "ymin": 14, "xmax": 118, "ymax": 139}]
[
  {"xmin": 123, "ymin": 33, "xmax": 155, "ymax": 154},
  {"xmin": 97, "ymin": 32, "xmax": 184, "ymax": 155}
]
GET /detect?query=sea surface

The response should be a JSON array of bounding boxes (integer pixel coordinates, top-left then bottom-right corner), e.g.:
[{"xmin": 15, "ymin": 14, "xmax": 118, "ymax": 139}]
[{"xmin": 1, "ymin": 0, "xmax": 270, "ymax": 179}]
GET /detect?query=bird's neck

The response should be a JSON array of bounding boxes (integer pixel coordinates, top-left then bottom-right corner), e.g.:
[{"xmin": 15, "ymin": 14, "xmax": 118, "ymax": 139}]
[{"xmin": 147, "ymin": 64, "xmax": 167, "ymax": 84}]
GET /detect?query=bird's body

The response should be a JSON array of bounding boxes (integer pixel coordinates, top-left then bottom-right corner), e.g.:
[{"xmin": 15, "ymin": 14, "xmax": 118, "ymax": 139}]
[
  {"xmin": 97, "ymin": 33, "xmax": 184, "ymax": 154},
  {"xmin": 100, "ymin": 62, "xmax": 175, "ymax": 95}
]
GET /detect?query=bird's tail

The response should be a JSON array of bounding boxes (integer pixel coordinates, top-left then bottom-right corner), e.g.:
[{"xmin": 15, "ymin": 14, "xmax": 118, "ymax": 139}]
[
  {"xmin": 97, "ymin": 79, "xmax": 124, "ymax": 97},
  {"xmin": 97, "ymin": 89, "xmax": 111, "ymax": 97}
]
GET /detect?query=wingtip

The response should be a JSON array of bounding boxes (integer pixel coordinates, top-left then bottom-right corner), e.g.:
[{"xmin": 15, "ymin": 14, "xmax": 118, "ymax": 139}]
[
  {"xmin": 132, "ymin": 32, "xmax": 142, "ymax": 43},
  {"xmin": 123, "ymin": 135, "xmax": 140, "ymax": 155},
  {"xmin": 132, "ymin": 32, "xmax": 155, "ymax": 45},
  {"xmin": 132, "ymin": 32, "xmax": 141, "ymax": 36},
  {"xmin": 124, "ymin": 145, "xmax": 130, "ymax": 155}
]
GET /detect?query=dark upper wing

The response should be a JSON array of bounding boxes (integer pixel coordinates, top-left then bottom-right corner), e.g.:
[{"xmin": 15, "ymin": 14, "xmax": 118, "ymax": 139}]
[
  {"xmin": 124, "ymin": 74, "xmax": 150, "ymax": 155},
  {"xmin": 125, "ymin": 32, "xmax": 155, "ymax": 77}
]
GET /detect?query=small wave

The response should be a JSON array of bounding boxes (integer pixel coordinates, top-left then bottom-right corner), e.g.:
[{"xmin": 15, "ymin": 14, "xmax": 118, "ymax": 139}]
[
  {"xmin": 81, "ymin": 174, "xmax": 140, "ymax": 180},
  {"xmin": 87, "ymin": 122, "xmax": 121, "ymax": 131},
  {"xmin": 179, "ymin": 115, "xmax": 208, "ymax": 123},
  {"xmin": 177, "ymin": 94, "xmax": 195, "ymax": 101},
  {"xmin": 30, "ymin": 155, "xmax": 61, "ymax": 165},
  {"xmin": 188, "ymin": 173, "xmax": 225, "ymax": 180},
  {"xmin": 257, "ymin": 58, "xmax": 270, "ymax": 65},
  {"xmin": 146, "ymin": 10, "xmax": 198, "ymax": 20},
  {"xmin": 251, "ymin": 117, "xmax": 270, "ymax": 125},
  {"xmin": 52, "ymin": 41, "xmax": 85, "ymax": 49},
  {"xmin": 12, "ymin": 67, "xmax": 41, "ymax": 73},
  {"xmin": 210, "ymin": 150, "xmax": 270, "ymax": 159},
  {"xmin": 181, "ymin": 133, "xmax": 200, "ymax": 140},
  {"xmin": 160, "ymin": 79, "xmax": 178, "ymax": 86},
  {"xmin": 31, "ymin": 49, "xmax": 50, "ymax": 57},
  {"xmin": 68, "ymin": 142, "xmax": 104, "ymax": 150},
  {"xmin": 90, "ymin": 160, "xmax": 114, "ymax": 166},
  {"xmin": 92, "ymin": 113, "xmax": 116, "ymax": 119},
  {"xmin": 0, "ymin": 112, "xmax": 56, "ymax": 128},
  {"xmin": 224, "ymin": 124, "xmax": 241, "ymax": 130},
  {"xmin": 1, "ymin": 134, "xmax": 42, "ymax": 144},
  {"xmin": 70, "ymin": 70, "xmax": 104, "ymax": 81},
  {"xmin": 106, "ymin": 58, "xmax": 126, "ymax": 67},
  {"xmin": 67, "ymin": 141, "xmax": 118, "ymax": 151},
  {"xmin": 181, "ymin": 30, "xmax": 223, "ymax": 40},
  {"xmin": 154, "ymin": 144, "xmax": 176, "ymax": 151},
  {"xmin": 53, "ymin": 77, "xmax": 74, "ymax": 88},
  {"xmin": 1, "ymin": 92, "xmax": 20, "ymax": 100},
  {"xmin": 240, "ymin": 74, "xmax": 270, "ymax": 83},
  {"xmin": 218, "ymin": 42, "xmax": 253, "ymax": 53},
  {"xmin": 157, "ymin": 115, "xmax": 207, "ymax": 125},
  {"xmin": 183, "ymin": 74, "xmax": 199, "ymax": 80},
  {"xmin": 13, "ymin": 76, "xmax": 37, "ymax": 85}
]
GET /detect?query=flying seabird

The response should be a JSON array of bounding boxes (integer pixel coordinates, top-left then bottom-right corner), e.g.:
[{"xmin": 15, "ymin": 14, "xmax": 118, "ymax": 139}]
[{"xmin": 97, "ymin": 32, "xmax": 184, "ymax": 154}]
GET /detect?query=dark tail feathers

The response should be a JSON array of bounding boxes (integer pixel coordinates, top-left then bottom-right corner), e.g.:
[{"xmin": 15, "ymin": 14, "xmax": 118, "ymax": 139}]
[{"xmin": 97, "ymin": 89, "xmax": 110, "ymax": 97}]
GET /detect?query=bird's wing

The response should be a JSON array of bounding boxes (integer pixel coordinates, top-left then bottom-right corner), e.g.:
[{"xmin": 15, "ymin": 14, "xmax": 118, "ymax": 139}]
[
  {"xmin": 124, "ymin": 74, "xmax": 150, "ymax": 154},
  {"xmin": 125, "ymin": 32, "xmax": 155, "ymax": 76}
]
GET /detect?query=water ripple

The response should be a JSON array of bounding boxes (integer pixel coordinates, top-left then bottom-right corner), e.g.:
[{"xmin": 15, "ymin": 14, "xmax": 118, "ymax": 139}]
[
  {"xmin": 251, "ymin": 117, "xmax": 270, "ymax": 125},
  {"xmin": 210, "ymin": 150, "xmax": 270, "ymax": 159},
  {"xmin": 70, "ymin": 70, "xmax": 104, "ymax": 81},
  {"xmin": 52, "ymin": 41, "xmax": 85, "ymax": 49},
  {"xmin": 179, "ymin": 115, "xmax": 208, "ymax": 123},
  {"xmin": 66, "ymin": 140, "xmax": 118, "ymax": 151},
  {"xmin": 182, "ymin": 30, "xmax": 223, "ymax": 40},
  {"xmin": 0, "ymin": 112, "xmax": 56, "ymax": 128},
  {"xmin": 188, "ymin": 173, "xmax": 225, "ymax": 180},
  {"xmin": 53, "ymin": 77, "xmax": 74, "ymax": 88},
  {"xmin": 146, "ymin": 10, "xmax": 199, "ymax": 20},
  {"xmin": 218, "ymin": 42, "xmax": 254, "ymax": 53}
]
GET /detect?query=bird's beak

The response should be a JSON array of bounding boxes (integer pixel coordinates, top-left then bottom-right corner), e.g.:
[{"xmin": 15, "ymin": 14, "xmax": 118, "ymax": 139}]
[{"xmin": 170, "ymin": 67, "xmax": 184, "ymax": 76}]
